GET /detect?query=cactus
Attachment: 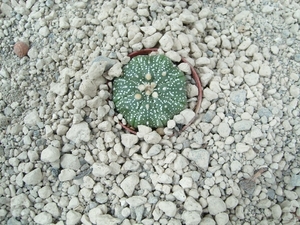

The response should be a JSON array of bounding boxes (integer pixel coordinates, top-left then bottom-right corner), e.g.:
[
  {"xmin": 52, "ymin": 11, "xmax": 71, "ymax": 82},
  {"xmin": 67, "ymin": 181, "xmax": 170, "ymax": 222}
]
[{"xmin": 113, "ymin": 54, "xmax": 187, "ymax": 128}]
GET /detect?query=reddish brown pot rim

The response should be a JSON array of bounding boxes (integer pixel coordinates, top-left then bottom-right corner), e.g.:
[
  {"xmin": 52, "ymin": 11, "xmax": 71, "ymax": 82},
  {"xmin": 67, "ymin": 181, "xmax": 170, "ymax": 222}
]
[{"xmin": 119, "ymin": 48, "xmax": 203, "ymax": 135}]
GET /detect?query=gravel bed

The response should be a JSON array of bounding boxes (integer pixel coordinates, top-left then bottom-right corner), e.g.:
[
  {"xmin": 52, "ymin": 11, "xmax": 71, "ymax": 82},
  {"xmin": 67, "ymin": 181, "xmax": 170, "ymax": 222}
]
[{"xmin": 0, "ymin": 0, "xmax": 300, "ymax": 225}]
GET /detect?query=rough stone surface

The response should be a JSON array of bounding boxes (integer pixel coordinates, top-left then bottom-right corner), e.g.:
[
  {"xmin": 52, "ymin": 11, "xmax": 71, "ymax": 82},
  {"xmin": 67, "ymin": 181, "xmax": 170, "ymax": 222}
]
[
  {"xmin": 0, "ymin": 1, "xmax": 298, "ymax": 224},
  {"xmin": 24, "ymin": 110, "xmax": 41, "ymax": 126},
  {"xmin": 121, "ymin": 134, "xmax": 139, "ymax": 148},
  {"xmin": 34, "ymin": 212, "xmax": 53, "ymax": 225},
  {"xmin": 244, "ymin": 72, "xmax": 259, "ymax": 86},
  {"xmin": 233, "ymin": 120, "xmax": 253, "ymax": 131},
  {"xmin": 23, "ymin": 168, "xmax": 43, "ymax": 185},
  {"xmin": 207, "ymin": 196, "xmax": 227, "ymax": 215},
  {"xmin": 188, "ymin": 149, "xmax": 210, "ymax": 170},
  {"xmin": 60, "ymin": 154, "xmax": 81, "ymax": 170},
  {"xmin": 79, "ymin": 80, "xmax": 97, "ymax": 97},
  {"xmin": 58, "ymin": 169, "xmax": 76, "ymax": 181},
  {"xmin": 158, "ymin": 201, "xmax": 177, "ymax": 217},
  {"xmin": 217, "ymin": 122, "xmax": 231, "ymax": 138},
  {"xmin": 41, "ymin": 146, "xmax": 60, "ymax": 163},
  {"xmin": 230, "ymin": 90, "xmax": 247, "ymax": 105},
  {"xmin": 92, "ymin": 163, "xmax": 112, "ymax": 177},
  {"xmin": 144, "ymin": 131, "xmax": 161, "ymax": 144},
  {"xmin": 120, "ymin": 174, "xmax": 139, "ymax": 196},
  {"xmin": 66, "ymin": 122, "xmax": 91, "ymax": 143}
]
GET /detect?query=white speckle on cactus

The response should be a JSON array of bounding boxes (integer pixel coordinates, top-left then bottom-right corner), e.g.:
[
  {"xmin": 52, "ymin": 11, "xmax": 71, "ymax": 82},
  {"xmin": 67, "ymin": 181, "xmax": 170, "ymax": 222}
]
[{"xmin": 113, "ymin": 54, "xmax": 187, "ymax": 128}]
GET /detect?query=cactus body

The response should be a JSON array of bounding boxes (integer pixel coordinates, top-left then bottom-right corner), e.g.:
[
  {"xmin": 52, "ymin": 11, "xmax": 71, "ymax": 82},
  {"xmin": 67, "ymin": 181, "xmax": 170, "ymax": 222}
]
[{"xmin": 113, "ymin": 55, "xmax": 187, "ymax": 128}]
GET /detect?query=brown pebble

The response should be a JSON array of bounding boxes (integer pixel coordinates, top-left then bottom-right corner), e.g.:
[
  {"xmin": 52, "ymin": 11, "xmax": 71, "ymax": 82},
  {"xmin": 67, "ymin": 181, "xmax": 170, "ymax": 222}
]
[{"xmin": 13, "ymin": 41, "xmax": 29, "ymax": 58}]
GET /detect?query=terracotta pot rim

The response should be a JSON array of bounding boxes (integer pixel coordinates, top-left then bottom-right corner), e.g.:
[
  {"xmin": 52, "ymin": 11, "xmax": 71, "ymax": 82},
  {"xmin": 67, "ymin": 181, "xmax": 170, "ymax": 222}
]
[{"xmin": 118, "ymin": 48, "xmax": 203, "ymax": 135}]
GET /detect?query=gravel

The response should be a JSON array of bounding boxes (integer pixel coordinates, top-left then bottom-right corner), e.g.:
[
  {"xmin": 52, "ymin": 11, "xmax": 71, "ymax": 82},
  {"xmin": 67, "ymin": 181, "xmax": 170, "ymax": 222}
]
[{"xmin": 1, "ymin": 0, "xmax": 300, "ymax": 224}]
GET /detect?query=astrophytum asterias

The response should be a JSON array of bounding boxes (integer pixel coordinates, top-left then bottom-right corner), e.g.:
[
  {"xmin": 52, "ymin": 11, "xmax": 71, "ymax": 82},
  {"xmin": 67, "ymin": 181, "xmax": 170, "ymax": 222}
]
[{"xmin": 113, "ymin": 54, "xmax": 187, "ymax": 128}]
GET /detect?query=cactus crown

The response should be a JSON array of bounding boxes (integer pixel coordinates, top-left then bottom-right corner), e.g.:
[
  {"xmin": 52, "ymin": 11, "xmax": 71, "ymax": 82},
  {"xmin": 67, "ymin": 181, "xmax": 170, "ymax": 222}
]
[{"xmin": 113, "ymin": 54, "xmax": 187, "ymax": 128}]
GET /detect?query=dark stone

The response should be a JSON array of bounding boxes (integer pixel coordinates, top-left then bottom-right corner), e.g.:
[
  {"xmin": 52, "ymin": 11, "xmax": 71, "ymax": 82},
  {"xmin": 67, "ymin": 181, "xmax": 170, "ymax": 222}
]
[
  {"xmin": 267, "ymin": 189, "xmax": 276, "ymax": 200},
  {"xmin": 202, "ymin": 110, "xmax": 216, "ymax": 123},
  {"xmin": 257, "ymin": 107, "xmax": 272, "ymax": 117}
]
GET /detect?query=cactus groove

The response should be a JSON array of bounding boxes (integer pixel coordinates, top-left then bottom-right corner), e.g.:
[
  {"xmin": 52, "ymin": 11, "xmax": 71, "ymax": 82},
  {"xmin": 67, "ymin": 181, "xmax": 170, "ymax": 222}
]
[{"xmin": 113, "ymin": 54, "xmax": 187, "ymax": 128}]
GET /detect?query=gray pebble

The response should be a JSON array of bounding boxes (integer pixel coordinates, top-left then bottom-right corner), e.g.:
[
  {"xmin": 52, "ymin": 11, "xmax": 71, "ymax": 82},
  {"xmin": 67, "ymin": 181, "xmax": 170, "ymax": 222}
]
[
  {"xmin": 23, "ymin": 168, "xmax": 43, "ymax": 185},
  {"xmin": 225, "ymin": 195, "xmax": 239, "ymax": 209},
  {"xmin": 126, "ymin": 196, "xmax": 147, "ymax": 207},
  {"xmin": 118, "ymin": 7, "xmax": 135, "ymax": 23},
  {"xmin": 34, "ymin": 212, "xmax": 52, "ymax": 224},
  {"xmin": 24, "ymin": 110, "xmax": 41, "ymax": 126},
  {"xmin": 41, "ymin": 146, "xmax": 60, "ymax": 163},
  {"xmin": 70, "ymin": 17, "xmax": 85, "ymax": 28},
  {"xmin": 158, "ymin": 201, "xmax": 177, "ymax": 217},
  {"xmin": 144, "ymin": 131, "xmax": 161, "ymax": 144},
  {"xmin": 294, "ymin": 54, "xmax": 300, "ymax": 62},
  {"xmin": 290, "ymin": 174, "xmax": 300, "ymax": 187},
  {"xmin": 66, "ymin": 122, "xmax": 91, "ymax": 144},
  {"xmin": 58, "ymin": 169, "xmax": 76, "ymax": 181},
  {"xmin": 202, "ymin": 110, "xmax": 216, "ymax": 123},
  {"xmin": 92, "ymin": 163, "xmax": 111, "ymax": 177},
  {"xmin": 79, "ymin": 80, "xmax": 97, "ymax": 97},
  {"xmin": 259, "ymin": 63, "xmax": 271, "ymax": 77},
  {"xmin": 179, "ymin": 9, "xmax": 196, "ymax": 24},
  {"xmin": 121, "ymin": 174, "xmax": 139, "ymax": 196},
  {"xmin": 257, "ymin": 199, "xmax": 271, "ymax": 208},
  {"xmin": 66, "ymin": 210, "xmax": 81, "ymax": 225},
  {"xmin": 244, "ymin": 72, "xmax": 259, "ymax": 86},
  {"xmin": 1, "ymin": 3, "xmax": 13, "ymax": 17},
  {"xmin": 147, "ymin": 144, "xmax": 162, "ymax": 157},
  {"xmin": 267, "ymin": 189, "xmax": 276, "ymax": 200},
  {"xmin": 39, "ymin": 26, "xmax": 50, "ymax": 37},
  {"xmin": 233, "ymin": 120, "xmax": 253, "ymax": 131},
  {"xmin": 174, "ymin": 155, "xmax": 189, "ymax": 171},
  {"xmin": 92, "ymin": 56, "xmax": 118, "ymax": 72},
  {"xmin": 121, "ymin": 134, "xmax": 139, "ymax": 148},
  {"xmin": 188, "ymin": 149, "xmax": 210, "ymax": 170},
  {"xmin": 207, "ymin": 196, "xmax": 226, "ymax": 215},
  {"xmin": 159, "ymin": 33, "xmax": 174, "ymax": 51},
  {"xmin": 217, "ymin": 122, "xmax": 231, "ymax": 138},
  {"xmin": 142, "ymin": 33, "xmax": 162, "ymax": 48},
  {"xmin": 215, "ymin": 213, "xmax": 229, "ymax": 225},
  {"xmin": 262, "ymin": 6, "xmax": 274, "ymax": 14},
  {"xmin": 230, "ymin": 90, "xmax": 247, "ymax": 106},
  {"xmin": 257, "ymin": 107, "xmax": 272, "ymax": 118},
  {"xmin": 182, "ymin": 211, "xmax": 201, "ymax": 225},
  {"xmin": 184, "ymin": 196, "xmax": 202, "ymax": 212}
]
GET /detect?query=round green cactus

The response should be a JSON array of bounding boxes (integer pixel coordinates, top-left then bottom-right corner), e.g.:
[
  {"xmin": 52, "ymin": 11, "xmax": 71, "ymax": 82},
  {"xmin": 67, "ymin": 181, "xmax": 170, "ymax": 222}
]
[{"xmin": 113, "ymin": 54, "xmax": 187, "ymax": 128}]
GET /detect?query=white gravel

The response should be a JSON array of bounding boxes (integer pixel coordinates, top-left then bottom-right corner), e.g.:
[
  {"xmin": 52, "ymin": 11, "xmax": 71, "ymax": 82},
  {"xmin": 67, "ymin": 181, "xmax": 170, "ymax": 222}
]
[{"xmin": 1, "ymin": 0, "xmax": 300, "ymax": 224}]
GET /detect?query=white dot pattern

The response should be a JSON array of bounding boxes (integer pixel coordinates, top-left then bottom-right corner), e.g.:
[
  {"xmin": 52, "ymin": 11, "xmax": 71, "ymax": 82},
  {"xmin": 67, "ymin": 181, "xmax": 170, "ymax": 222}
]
[{"xmin": 113, "ymin": 55, "xmax": 187, "ymax": 128}]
